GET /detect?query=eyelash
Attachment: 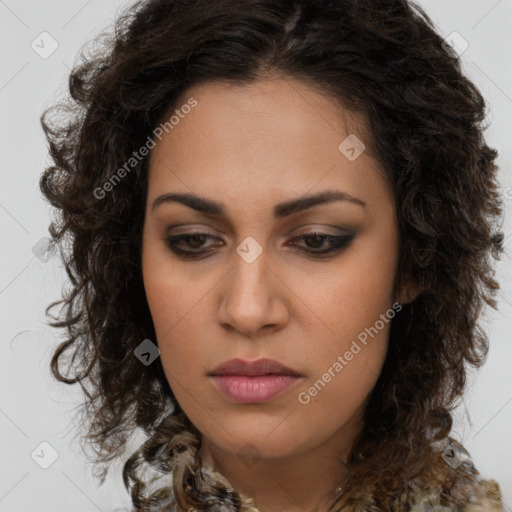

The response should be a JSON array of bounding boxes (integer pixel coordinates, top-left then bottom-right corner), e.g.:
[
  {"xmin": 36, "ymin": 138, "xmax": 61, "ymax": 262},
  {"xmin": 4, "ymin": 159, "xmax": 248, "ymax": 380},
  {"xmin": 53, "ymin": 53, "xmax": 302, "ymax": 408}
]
[{"xmin": 164, "ymin": 231, "xmax": 355, "ymax": 259}]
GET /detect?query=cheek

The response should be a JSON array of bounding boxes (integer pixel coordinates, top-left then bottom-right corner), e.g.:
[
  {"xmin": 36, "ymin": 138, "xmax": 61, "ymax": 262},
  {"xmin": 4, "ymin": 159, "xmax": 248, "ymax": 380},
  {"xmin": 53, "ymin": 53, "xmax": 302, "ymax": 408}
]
[
  {"xmin": 293, "ymin": 298, "xmax": 393, "ymax": 442},
  {"xmin": 142, "ymin": 231, "xmax": 203, "ymax": 337},
  {"xmin": 294, "ymin": 222, "xmax": 398, "ymax": 411},
  {"xmin": 302, "ymin": 233, "xmax": 398, "ymax": 357},
  {"xmin": 292, "ymin": 344, "xmax": 386, "ymax": 452},
  {"xmin": 143, "ymin": 271, "xmax": 208, "ymax": 411},
  {"xmin": 142, "ymin": 266, "xmax": 181, "ymax": 341},
  {"xmin": 141, "ymin": 242, "xmax": 214, "ymax": 387}
]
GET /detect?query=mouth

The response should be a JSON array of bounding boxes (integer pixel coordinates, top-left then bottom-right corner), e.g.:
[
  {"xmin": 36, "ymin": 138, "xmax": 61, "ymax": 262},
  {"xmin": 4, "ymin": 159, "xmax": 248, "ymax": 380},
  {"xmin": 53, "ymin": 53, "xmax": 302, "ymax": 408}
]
[
  {"xmin": 209, "ymin": 358, "xmax": 302, "ymax": 404},
  {"xmin": 211, "ymin": 375, "xmax": 301, "ymax": 403}
]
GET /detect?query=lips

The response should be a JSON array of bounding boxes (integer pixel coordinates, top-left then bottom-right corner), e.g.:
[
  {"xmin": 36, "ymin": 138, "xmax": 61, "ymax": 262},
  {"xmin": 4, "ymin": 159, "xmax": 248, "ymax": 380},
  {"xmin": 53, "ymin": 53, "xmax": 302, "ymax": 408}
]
[
  {"xmin": 209, "ymin": 358, "xmax": 301, "ymax": 377},
  {"xmin": 209, "ymin": 358, "xmax": 302, "ymax": 404}
]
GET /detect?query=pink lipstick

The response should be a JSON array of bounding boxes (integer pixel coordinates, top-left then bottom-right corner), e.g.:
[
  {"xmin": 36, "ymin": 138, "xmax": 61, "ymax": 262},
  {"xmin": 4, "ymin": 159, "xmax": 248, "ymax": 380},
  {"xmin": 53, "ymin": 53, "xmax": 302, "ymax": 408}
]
[{"xmin": 209, "ymin": 358, "xmax": 302, "ymax": 404}]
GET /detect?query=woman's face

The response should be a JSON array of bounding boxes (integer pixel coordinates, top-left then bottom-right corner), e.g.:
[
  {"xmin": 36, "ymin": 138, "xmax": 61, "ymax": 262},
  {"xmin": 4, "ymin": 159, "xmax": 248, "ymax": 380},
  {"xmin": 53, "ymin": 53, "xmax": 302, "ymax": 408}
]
[{"xmin": 142, "ymin": 75, "xmax": 405, "ymax": 463}]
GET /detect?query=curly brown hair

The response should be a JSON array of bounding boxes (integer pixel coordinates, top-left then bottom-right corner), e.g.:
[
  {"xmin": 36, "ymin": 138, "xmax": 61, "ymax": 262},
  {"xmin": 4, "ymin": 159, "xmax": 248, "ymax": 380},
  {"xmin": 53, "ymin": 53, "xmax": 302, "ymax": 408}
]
[{"xmin": 39, "ymin": 0, "xmax": 504, "ymax": 510}]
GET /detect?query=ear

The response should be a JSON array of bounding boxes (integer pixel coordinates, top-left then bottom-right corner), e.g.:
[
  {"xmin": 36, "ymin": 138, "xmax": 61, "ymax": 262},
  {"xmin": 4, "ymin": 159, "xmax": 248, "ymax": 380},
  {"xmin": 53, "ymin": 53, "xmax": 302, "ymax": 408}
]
[{"xmin": 394, "ymin": 277, "xmax": 422, "ymax": 305}]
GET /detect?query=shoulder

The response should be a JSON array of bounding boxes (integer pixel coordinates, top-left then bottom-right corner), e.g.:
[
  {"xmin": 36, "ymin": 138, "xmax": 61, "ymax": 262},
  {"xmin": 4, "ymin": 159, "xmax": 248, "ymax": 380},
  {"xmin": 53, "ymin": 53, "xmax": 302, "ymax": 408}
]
[{"xmin": 408, "ymin": 437, "xmax": 504, "ymax": 512}]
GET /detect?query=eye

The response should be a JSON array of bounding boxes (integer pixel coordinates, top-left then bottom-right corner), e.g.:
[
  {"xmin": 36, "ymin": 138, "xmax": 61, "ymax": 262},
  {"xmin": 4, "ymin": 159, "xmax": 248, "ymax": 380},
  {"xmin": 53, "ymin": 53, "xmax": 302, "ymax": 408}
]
[
  {"xmin": 165, "ymin": 232, "xmax": 222, "ymax": 257},
  {"xmin": 164, "ymin": 230, "xmax": 355, "ymax": 259},
  {"xmin": 289, "ymin": 231, "xmax": 355, "ymax": 256}
]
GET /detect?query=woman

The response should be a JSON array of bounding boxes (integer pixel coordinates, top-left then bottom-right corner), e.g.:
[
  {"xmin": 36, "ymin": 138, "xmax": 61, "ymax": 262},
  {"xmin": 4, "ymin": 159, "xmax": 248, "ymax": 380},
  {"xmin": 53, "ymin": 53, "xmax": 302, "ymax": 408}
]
[{"xmin": 39, "ymin": 0, "xmax": 505, "ymax": 511}]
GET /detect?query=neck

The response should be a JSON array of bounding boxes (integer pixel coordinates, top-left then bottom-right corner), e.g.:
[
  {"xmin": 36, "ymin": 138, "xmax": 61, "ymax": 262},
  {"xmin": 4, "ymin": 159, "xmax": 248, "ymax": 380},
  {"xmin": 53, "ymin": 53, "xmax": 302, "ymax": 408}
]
[{"xmin": 198, "ymin": 423, "xmax": 359, "ymax": 512}]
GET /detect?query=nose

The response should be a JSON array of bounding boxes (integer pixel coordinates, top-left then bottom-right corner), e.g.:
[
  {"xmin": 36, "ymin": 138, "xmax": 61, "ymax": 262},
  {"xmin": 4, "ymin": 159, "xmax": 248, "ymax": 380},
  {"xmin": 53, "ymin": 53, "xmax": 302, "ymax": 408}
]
[{"xmin": 217, "ymin": 248, "xmax": 290, "ymax": 337}]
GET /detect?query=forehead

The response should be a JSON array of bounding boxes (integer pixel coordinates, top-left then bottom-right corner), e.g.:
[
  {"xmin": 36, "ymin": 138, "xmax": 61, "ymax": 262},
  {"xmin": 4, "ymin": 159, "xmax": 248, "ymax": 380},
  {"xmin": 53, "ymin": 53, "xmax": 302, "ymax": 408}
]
[{"xmin": 147, "ymin": 76, "xmax": 389, "ymax": 216}]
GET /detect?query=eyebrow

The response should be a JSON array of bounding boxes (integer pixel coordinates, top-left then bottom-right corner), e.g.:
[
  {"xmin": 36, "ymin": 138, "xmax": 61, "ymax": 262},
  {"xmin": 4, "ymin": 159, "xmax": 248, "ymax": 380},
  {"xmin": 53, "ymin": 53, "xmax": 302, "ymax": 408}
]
[{"xmin": 151, "ymin": 189, "xmax": 366, "ymax": 218}]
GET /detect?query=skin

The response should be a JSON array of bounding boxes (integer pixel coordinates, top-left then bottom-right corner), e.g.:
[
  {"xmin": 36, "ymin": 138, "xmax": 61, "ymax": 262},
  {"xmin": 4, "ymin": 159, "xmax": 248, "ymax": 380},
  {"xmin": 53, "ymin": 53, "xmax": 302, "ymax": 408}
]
[{"xmin": 142, "ymin": 74, "xmax": 413, "ymax": 512}]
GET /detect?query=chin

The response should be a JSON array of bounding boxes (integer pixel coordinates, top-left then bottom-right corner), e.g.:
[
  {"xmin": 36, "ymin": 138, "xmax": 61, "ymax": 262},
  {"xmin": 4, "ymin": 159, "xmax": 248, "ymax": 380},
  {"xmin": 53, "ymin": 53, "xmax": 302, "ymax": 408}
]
[{"xmin": 198, "ymin": 419, "xmax": 312, "ymax": 460}]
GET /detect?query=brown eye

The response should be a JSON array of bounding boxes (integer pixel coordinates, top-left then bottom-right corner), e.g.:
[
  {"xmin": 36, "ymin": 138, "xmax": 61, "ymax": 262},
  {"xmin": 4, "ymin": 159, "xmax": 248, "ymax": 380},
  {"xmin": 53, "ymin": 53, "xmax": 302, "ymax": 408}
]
[
  {"xmin": 165, "ymin": 233, "xmax": 223, "ymax": 257},
  {"xmin": 184, "ymin": 234, "xmax": 209, "ymax": 249},
  {"xmin": 290, "ymin": 232, "xmax": 356, "ymax": 256}
]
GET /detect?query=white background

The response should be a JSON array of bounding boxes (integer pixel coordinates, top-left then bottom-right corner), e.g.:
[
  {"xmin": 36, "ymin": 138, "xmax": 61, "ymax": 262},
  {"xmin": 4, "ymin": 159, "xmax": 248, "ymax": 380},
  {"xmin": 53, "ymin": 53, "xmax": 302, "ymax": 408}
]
[{"xmin": 1, "ymin": 1, "xmax": 511, "ymax": 511}]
